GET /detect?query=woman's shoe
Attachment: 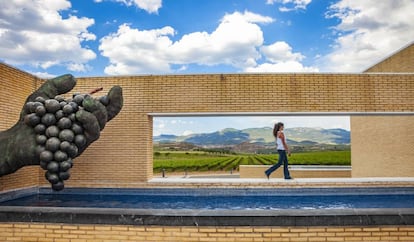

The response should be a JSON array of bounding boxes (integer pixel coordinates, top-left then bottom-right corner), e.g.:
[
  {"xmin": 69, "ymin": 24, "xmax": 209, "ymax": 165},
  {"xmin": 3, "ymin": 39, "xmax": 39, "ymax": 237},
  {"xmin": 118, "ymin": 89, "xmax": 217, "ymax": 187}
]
[
  {"xmin": 264, "ymin": 172, "xmax": 270, "ymax": 180},
  {"xmin": 285, "ymin": 177, "xmax": 293, "ymax": 180}
]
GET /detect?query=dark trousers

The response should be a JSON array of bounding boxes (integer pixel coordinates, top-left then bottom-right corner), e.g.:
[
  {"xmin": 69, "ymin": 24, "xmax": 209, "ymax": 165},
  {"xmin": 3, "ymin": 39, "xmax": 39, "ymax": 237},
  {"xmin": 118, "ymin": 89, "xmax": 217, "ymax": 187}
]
[{"xmin": 265, "ymin": 150, "xmax": 291, "ymax": 178}]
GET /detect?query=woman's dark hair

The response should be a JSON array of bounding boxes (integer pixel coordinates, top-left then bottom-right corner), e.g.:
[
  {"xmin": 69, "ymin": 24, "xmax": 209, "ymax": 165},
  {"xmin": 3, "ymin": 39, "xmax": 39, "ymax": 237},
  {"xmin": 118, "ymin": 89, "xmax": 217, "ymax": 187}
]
[{"xmin": 273, "ymin": 122, "xmax": 284, "ymax": 137}]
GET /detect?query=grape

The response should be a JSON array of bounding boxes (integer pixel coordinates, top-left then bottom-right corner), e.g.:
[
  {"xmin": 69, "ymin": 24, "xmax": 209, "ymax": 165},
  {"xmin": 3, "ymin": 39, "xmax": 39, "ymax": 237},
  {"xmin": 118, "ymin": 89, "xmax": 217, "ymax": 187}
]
[
  {"xmin": 54, "ymin": 150, "xmax": 68, "ymax": 162},
  {"xmin": 45, "ymin": 137, "xmax": 60, "ymax": 152},
  {"xmin": 69, "ymin": 102, "xmax": 78, "ymax": 112},
  {"xmin": 41, "ymin": 113, "xmax": 56, "ymax": 126},
  {"xmin": 62, "ymin": 104, "xmax": 73, "ymax": 115},
  {"xmin": 54, "ymin": 95, "xmax": 65, "ymax": 102},
  {"xmin": 67, "ymin": 158, "xmax": 74, "ymax": 168},
  {"xmin": 66, "ymin": 144, "xmax": 78, "ymax": 158},
  {"xmin": 35, "ymin": 105, "xmax": 46, "ymax": 116},
  {"xmin": 24, "ymin": 102, "xmax": 34, "ymax": 113},
  {"xmin": 47, "ymin": 161, "xmax": 59, "ymax": 173},
  {"xmin": 36, "ymin": 135, "xmax": 47, "ymax": 145},
  {"xmin": 24, "ymin": 113, "xmax": 40, "ymax": 127},
  {"xmin": 59, "ymin": 129, "xmax": 74, "ymax": 142},
  {"xmin": 39, "ymin": 150, "xmax": 53, "ymax": 162},
  {"xmin": 59, "ymin": 171, "xmax": 70, "ymax": 180},
  {"xmin": 60, "ymin": 141, "xmax": 71, "ymax": 152},
  {"xmin": 34, "ymin": 124, "xmax": 46, "ymax": 134},
  {"xmin": 23, "ymin": 89, "xmax": 105, "ymax": 191},
  {"xmin": 74, "ymin": 134, "xmax": 86, "ymax": 148},
  {"xmin": 59, "ymin": 160, "xmax": 71, "ymax": 172},
  {"xmin": 44, "ymin": 99, "xmax": 60, "ymax": 113},
  {"xmin": 45, "ymin": 125, "xmax": 59, "ymax": 138},
  {"xmin": 55, "ymin": 110, "xmax": 64, "ymax": 120},
  {"xmin": 46, "ymin": 172, "xmax": 60, "ymax": 184},
  {"xmin": 73, "ymin": 94, "xmax": 84, "ymax": 105},
  {"xmin": 68, "ymin": 113, "xmax": 76, "ymax": 122},
  {"xmin": 52, "ymin": 181, "xmax": 64, "ymax": 191},
  {"xmin": 59, "ymin": 101, "xmax": 67, "ymax": 108},
  {"xmin": 35, "ymin": 96, "xmax": 45, "ymax": 104},
  {"xmin": 71, "ymin": 123, "xmax": 83, "ymax": 134},
  {"xmin": 57, "ymin": 117, "xmax": 72, "ymax": 129},
  {"xmin": 40, "ymin": 160, "xmax": 48, "ymax": 170}
]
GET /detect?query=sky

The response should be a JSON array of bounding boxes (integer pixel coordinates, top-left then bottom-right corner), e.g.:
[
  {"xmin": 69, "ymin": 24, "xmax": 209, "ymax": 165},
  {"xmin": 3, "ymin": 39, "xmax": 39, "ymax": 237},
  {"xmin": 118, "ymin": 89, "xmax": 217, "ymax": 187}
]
[
  {"xmin": 0, "ymin": 0, "xmax": 411, "ymax": 135},
  {"xmin": 153, "ymin": 116, "xmax": 350, "ymax": 136},
  {"xmin": 0, "ymin": 0, "xmax": 413, "ymax": 78}
]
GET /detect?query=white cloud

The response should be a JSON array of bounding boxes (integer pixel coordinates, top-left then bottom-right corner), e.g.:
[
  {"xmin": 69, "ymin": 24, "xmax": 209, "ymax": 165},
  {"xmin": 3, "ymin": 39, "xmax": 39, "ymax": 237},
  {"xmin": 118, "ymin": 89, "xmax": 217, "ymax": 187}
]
[
  {"xmin": 245, "ymin": 41, "xmax": 318, "ymax": 72},
  {"xmin": 99, "ymin": 24, "xmax": 175, "ymax": 74},
  {"xmin": 245, "ymin": 61, "xmax": 318, "ymax": 72},
  {"xmin": 31, "ymin": 71, "xmax": 57, "ymax": 79},
  {"xmin": 261, "ymin": 41, "xmax": 304, "ymax": 62},
  {"xmin": 182, "ymin": 130, "xmax": 194, "ymax": 136},
  {"xmin": 321, "ymin": 0, "xmax": 414, "ymax": 72},
  {"xmin": 110, "ymin": 0, "xmax": 162, "ymax": 14},
  {"xmin": 0, "ymin": 0, "xmax": 96, "ymax": 72},
  {"xmin": 99, "ymin": 11, "xmax": 275, "ymax": 75},
  {"xmin": 266, "ymin": 0, "xmax": 312, "ymax": 12}
]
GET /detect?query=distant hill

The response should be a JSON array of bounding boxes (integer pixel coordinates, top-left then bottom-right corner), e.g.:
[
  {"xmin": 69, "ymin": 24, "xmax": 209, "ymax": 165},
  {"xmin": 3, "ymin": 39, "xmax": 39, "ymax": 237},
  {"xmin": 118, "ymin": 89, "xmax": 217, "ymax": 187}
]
[{"xmin": 154, "ymin": 127, "xmax": 350, "ymax": 147}]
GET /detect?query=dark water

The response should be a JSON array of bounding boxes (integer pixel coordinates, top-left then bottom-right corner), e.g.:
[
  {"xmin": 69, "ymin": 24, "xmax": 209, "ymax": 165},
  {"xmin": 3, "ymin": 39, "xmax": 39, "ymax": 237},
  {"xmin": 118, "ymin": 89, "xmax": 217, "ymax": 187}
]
[{"xmin": 1, "ymin": 193, "xmax": 414, "ymax": 210}]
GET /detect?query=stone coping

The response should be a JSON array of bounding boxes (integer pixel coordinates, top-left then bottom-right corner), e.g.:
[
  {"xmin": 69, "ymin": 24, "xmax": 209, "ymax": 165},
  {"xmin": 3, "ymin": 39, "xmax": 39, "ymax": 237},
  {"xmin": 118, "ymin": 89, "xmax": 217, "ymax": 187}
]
[
  {"xmin": 1, "ymin": 206, "xmax": 414, "ymax": 226},
  {"xmin": 148, "ymin": 177, "xmax": 414, "ymax": 188}
]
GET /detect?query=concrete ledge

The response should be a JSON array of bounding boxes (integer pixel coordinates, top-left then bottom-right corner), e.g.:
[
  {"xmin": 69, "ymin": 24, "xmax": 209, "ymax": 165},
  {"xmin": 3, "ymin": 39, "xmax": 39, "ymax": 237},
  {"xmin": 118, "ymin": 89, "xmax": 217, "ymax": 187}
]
[
  {"xmin": 1, "ymin": 206, "xmax": 413, "ymax": 226},
  {"xmin": 148, "ymin": 177, "xmax": 414, "ymax": 188},
  {"xmin": 239, "ymin": 165, "xmax": 351, "ymax": 178}
]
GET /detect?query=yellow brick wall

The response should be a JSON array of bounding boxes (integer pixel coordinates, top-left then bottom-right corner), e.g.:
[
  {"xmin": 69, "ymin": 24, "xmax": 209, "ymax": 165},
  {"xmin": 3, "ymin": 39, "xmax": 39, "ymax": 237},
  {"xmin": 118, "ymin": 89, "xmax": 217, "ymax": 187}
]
[
  {"xmin": 1, "ymin": 63, "xmax": 413, "ymax": 189},
  {"xmin": 0, "ymin": 63, "xmax": 41, "ymax": 192},
  {"xmin": 351, "ymin": 115, "xmax": 414, "ymax": 177},
  {"xmin": 63, "ymin": 73, "xmax": 413, "ymax": 187},
  {"xmin": 364, "ymin": 42, "xmax": 414, "ymax": 73},
  {"xmin": 0, "ymin": 223, "xmax": 413, "ymax": 242}
]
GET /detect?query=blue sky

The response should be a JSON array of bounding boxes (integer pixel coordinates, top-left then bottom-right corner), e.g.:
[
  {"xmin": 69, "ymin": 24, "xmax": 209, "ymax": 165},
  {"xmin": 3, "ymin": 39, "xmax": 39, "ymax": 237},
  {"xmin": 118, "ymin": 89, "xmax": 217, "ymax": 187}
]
[
  {"xmin": 0, "ymin": 0, "xmax": 412, "ymax": 135},
  {"xmin": 1, "ymin": 0, "xmax": 413, "ymax": 77},
  {"xmin": 153, "ymin": 116, "xmax": 350, "ymax": 136}
]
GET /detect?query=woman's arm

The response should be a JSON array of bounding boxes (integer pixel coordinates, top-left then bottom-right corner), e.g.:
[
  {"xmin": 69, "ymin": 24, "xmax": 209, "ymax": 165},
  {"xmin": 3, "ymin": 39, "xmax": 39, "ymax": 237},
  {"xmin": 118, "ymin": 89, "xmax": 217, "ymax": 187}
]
[{"xmin": 278, "ymin": 131, "xmax": 291, "ymax": 155}]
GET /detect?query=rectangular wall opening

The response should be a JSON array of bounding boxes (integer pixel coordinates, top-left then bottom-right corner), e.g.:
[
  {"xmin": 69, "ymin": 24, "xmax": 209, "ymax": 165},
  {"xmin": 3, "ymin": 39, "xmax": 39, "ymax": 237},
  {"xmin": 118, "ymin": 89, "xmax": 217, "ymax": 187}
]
[{"xmin": 152, "ymin": 114, "xmax": 351, "ymax": 179}]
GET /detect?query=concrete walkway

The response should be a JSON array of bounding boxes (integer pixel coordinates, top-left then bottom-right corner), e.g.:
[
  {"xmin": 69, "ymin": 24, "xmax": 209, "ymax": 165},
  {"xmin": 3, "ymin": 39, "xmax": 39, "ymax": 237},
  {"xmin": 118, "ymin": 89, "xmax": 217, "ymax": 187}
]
[{"xmin": 149, "ymin": 176, "xmax": 414, "ymax": 188}]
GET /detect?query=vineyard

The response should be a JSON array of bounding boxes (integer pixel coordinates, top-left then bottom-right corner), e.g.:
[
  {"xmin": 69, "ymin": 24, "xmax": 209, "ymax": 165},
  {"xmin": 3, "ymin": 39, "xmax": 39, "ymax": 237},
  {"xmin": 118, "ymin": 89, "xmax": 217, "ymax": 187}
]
[{"xmin": 153, "ymin": 151, "xmax": 351, "ymax": 173}]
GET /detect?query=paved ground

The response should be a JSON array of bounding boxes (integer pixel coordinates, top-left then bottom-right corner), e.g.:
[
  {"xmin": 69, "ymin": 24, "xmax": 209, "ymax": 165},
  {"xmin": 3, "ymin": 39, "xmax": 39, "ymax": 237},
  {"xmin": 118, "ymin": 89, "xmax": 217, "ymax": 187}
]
[{"xmin": 149, "ymin": 176, "xmax": 414, "ymax": 187}]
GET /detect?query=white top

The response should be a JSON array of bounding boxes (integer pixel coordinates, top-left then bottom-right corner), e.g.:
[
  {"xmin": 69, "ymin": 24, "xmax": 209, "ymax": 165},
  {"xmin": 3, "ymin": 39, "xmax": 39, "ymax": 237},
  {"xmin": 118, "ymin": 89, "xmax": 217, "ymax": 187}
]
[{"xmin": 276, "ymin": 131, "xmax": 285, "ymax": 150}]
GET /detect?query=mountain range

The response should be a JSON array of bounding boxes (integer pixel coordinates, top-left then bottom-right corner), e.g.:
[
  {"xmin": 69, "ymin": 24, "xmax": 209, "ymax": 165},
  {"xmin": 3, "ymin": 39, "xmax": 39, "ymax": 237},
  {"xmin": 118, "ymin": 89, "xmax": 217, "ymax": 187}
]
[{"xmin": 154, "ymin": 127, "xmax": 350, "ymax": 147}]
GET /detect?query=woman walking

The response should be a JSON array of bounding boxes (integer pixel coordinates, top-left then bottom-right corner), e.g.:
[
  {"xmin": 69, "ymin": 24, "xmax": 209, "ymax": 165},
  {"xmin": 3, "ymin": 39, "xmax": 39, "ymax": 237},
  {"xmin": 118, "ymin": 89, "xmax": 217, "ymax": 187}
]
[{"xmin": 265, "ymin": 122, "xmax": 293, "ymax": 180}]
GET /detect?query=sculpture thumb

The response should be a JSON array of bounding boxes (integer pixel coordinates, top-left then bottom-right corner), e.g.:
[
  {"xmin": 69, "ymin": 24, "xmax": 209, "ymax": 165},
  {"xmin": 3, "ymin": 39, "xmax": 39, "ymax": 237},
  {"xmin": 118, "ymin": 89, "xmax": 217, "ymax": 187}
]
[{"xmin": 106, "ymin": 86, "xmax": 123, "ymax": 121}]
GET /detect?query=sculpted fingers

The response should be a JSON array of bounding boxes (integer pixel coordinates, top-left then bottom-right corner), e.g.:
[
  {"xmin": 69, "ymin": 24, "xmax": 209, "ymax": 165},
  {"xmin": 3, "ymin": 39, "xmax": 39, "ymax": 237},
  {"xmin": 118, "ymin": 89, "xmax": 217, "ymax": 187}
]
[
  {"xmin": 82, "ymin": 96, "xmax": 108, "ymax": 130},
  {"xmin": 75, "ymin": 109, "xmax": 101, "ymax": 147},
  {"xmin": 105, "ymin": 86, "xmax": 123, "ymax": 121},
  {"xmin": 28, "ymin": 74, "xmax": 76, "ymax": 102}
]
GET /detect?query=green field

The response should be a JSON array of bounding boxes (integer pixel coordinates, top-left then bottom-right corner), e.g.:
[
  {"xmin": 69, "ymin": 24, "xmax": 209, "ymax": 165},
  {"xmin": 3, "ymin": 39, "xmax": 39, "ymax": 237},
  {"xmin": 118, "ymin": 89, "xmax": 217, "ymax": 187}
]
[{"xmin": 153, "ymin": 150, "xmax": 351, "ymax": 173}]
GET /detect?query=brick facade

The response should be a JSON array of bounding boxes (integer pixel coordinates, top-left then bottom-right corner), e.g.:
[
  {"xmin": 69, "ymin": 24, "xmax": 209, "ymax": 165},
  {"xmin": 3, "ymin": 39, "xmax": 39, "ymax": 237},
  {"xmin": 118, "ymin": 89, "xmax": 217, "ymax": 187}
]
[
  {"xmin": 0, "ymin": 65, "xmax": 413, "ymax": 190},
  {"xmin": 63, "ymin": 73, "xmax": 413, "ymax": 188},
  {"xmin": 0, "ymin": 45, "xmax": 414, "ymax": 242},
  {"xmin": 1, "ymin": 223, "xmax": 413, "ymax": 241},
  {"xmin": 0, "ymin": 64, "xmax": 41, "ymax": 192},
  {"xmin": 364, "ymin": 42, "xmax": 414, "ymax": 73}
]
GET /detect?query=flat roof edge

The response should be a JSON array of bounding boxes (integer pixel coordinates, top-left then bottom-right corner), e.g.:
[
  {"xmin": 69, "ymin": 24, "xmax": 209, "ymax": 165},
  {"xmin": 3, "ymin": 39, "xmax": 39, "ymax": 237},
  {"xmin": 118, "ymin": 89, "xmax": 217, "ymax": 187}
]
[{"xmin": 149, "ymin": 112, "xmax": 414, "ymax": 117}]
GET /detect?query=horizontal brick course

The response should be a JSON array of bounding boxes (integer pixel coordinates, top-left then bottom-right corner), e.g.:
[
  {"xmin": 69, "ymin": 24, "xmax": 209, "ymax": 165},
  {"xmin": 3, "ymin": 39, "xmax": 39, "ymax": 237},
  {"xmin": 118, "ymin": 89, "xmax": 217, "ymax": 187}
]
[{"xmin": 1, "ymin": 223, "xmax": 414, "ymax": 241}]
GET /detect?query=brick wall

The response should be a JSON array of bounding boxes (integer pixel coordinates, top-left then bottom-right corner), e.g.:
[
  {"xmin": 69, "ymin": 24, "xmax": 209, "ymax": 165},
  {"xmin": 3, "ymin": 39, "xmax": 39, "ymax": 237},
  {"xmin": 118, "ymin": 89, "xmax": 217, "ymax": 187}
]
[
  {"xmin": 62, "ymin": 73, "xmax": 413, "ymax": 187},
  {"xmin": 364, "ymin": 42, "xmax": 414, "ymax": 73},
  {"xmin": 0, "ymin": 65, "xmax": 413, "ymax": 189},
  {"xmin": 0, "ymin": 63, "xmax": 40, "ymax": 192},
  {"xmin": 351, "ymin": 115, "xmax": 414, "ymax": 177},
  {"xmin": 1, "ymin": 223, "xmax": 413, "ymax": 241}
]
